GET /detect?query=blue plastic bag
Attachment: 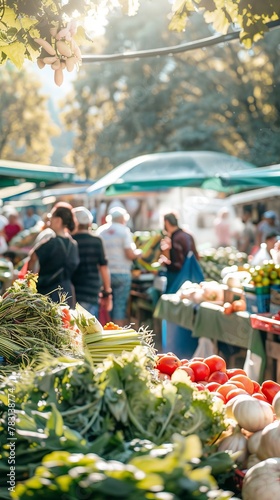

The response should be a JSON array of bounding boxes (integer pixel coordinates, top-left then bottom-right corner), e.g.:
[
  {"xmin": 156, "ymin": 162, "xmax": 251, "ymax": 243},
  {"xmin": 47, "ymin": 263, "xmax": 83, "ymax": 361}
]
[{"xmin": 167, "ymin": 252, "xmax": 204, "ymax": 294}]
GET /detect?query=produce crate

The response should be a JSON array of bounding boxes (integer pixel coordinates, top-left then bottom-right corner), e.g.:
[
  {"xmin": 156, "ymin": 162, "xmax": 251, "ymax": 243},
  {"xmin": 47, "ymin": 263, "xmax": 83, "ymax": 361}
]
[
  {"xmin": 245, "ymin": 292, "xmax": 270, "ymax": 313},
  {"xmin": 250, "ymin": 313, "xmax": 280, "ymax": 335}
]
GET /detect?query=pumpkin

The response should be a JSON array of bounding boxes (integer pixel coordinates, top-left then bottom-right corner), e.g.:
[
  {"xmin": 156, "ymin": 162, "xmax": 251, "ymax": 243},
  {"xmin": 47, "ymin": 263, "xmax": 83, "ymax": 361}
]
[
  {"xmin": 233, "ymin": 398, "xmax": 274, "ymax": 433},
  {"xmin": 247, "ymin": 430, "xmax": 263, "ymax": 455},
  {"xmin": 217, "ymin": 424, "xmax": 248, "ymax": 466},
  {"xmin": 272, "ymin": 391, "xmax": 280, "ymax": 419},
  {"xmin": 225, "ymin": 394, "xmax": 253, "ymax": 420},
  {"xmin": 242, "ymin": 458, "xmax": 280, "ymax": 500},
  {"xmin": 257, "ymin": 420, "xmax": 280, "ymax": 461},
  {"xmin": 246, "ymin": 453, "xmax": 261, "ymax": 469}
]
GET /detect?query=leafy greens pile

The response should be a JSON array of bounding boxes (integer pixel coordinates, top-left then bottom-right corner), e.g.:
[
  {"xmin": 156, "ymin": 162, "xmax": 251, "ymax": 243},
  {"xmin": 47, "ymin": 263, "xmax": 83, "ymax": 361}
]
[{"xmin": 0, "ymin": 348, "xmax": 234, "ymax": 499}]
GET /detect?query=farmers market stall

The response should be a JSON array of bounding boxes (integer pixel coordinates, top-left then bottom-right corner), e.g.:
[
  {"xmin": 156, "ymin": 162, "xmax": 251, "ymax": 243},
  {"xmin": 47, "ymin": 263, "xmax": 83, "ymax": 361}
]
[
  {"xmin": 1, "ymin": 274, "xmax": 280, "ymax": 499},
  {"xmin": 154, "ymin": 295, "xmax": 266, "ymax": 381}
]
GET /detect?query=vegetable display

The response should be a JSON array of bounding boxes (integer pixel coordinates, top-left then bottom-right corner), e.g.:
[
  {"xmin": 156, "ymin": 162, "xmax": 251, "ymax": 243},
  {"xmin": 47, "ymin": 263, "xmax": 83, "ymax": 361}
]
[
  {"xmin": 0, "ymin": 275, "xmax": 280, "ymax": 498},
  {"xmin": 0, "ymin": 274, "xmax": 81, "ymax": 372},
  {"xmin": 0, "ymin": 349, "xmax": 233, "ymax": 499}
]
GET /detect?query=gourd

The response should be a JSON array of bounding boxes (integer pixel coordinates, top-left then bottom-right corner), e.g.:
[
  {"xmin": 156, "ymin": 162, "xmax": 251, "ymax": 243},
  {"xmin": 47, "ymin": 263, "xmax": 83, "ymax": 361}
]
[
  {"xmin": 257, "ymin": 420, "xmax": 280, "ymax": 461},
  {"xmin": 246, "ymin": 453, "xmax": 260, "ymax": 469},
  {"xmin": 272, "ymin": 391, "xmax": 280, "ymax": 418},
  {"xmin": 247, "ymin": 430, "xmax": 262, "ymax": 455},
  {"xmin": 217, "ymin": 424, "xmax": 248, "ymax": 466},
  {"xmin": 233, "ymin": 398, "xmax": 274, "ymax": 432},
  {"xmin": 242, "ymin": 458, "xmax": 280, "ymax": 500},
  {"xmin": 225, "ymin": 394, "xmax": 253, "ymax": 420}
]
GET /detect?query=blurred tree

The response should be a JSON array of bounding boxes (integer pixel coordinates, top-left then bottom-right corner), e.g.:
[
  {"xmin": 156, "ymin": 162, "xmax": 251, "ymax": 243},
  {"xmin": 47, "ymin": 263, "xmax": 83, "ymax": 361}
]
[
  {"xmin": 0, "ymin": 65, "xmax": 60, "ymax": 163},
  {"xmin": 60, "ymin": 3, "xmax": 280, "ymax": 178}
]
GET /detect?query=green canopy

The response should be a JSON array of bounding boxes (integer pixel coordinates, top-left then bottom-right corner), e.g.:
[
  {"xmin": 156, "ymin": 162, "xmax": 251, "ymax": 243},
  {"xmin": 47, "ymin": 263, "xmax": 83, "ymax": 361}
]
[
  {"xmin": 0, "ymin": 159, "xmax": 75, "ymax": 188},
  {"xmin": 87, "ymin": 151, "xmax": 257, "ymax": 196},
  {"xmin": 219, "ymin": 164, "xmax": 280, "ymax": 188}
]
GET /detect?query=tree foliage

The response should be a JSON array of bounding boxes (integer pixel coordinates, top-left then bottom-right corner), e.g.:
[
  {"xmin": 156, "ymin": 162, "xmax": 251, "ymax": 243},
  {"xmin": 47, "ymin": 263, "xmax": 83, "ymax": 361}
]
[
  {"xmin": 60, "ymin": 3, "xmax": 280, "ymax": 178},
  {"xmin": 170, "ymin": 0, "xmax": 280, "ymax": 47},
  {"xmin": 0, "ymin": 64, "xmax": 60, "ymax": 163},
  {"xmin": 0, "ymin": 1, "xmax": 279, "ymax": 75}
]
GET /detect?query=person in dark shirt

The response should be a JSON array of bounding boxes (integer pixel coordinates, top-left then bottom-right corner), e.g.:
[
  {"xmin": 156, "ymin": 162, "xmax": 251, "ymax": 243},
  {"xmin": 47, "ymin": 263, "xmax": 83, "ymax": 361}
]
[
  {"xmin": 28, "ymin": 202, "xmax": 79, "ymax": 308},
  {"xmin": 72, "ymin": 206, "xmax": 112, "ymax": 318},
  {"xmin": 159, "ymin": 212, "xmax": 199, "ymax": 292}
]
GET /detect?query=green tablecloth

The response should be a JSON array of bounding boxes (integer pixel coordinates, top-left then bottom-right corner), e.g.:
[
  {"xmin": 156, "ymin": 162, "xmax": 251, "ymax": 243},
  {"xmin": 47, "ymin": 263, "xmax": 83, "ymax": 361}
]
[
  {"xmin": 153, "ymin": 296, "xmax": 266, "ymax": 380},
  {"xmin": 153, "ymin": 294, "xmax": 195, "ymax": 330}
]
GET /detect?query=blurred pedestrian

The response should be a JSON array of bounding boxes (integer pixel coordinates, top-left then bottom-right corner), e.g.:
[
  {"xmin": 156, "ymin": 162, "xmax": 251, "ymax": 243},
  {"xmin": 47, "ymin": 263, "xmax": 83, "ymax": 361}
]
[
  {"xmin": 4, "ymin": 211, "xmax": 22, "ymax": 243},
  {"xmin": 159, "ymin": 212, "xmax": 199, "ymax": 292},
  {"xmin": 237, "ymin": 207, "xmax": 256, "ymax": 255},
  {"xmin": 23, "ymin": 206, "xmax": 41, "ymax": 230},
  {"xmin": 72, "ymin": 206, "xmax": 112, "ymax": 319},
  {"xmin": 0, "ymin": 213, "xmax": 8, "ymax": 255},
  {"xmin": 96, "ymin": 206, "xmax": 142, "ymax": 327},
  {"xmin": 28, "ymin": 202, "xmax": 79, "ymax": 308},
  {"xmin": 214, "ymin": 207, "xmax": 231, "ymax": 247},
  {"xmin": 255, "ymin": 210, "xmax": 280, "ymax": 247}
]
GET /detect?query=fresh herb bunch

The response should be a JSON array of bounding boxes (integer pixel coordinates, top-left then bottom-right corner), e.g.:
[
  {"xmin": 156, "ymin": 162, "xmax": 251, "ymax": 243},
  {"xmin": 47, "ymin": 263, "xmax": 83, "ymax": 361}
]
[{"xmin": 0, "ymin": 274, "xmax": 76, "ymax": 371}]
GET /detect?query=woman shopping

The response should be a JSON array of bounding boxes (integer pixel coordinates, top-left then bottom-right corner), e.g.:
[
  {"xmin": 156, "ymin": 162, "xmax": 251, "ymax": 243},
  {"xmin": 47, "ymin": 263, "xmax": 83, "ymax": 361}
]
[{"xmin": 28, "ymin": 202, "xmax": 80, "ymax": 308}]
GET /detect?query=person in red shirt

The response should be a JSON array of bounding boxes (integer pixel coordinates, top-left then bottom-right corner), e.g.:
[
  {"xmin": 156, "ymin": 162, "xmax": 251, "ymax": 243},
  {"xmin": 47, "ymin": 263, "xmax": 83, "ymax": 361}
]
[{"xmin": 4, "ymin": 212, "xmax": 22, "ymax": 243}]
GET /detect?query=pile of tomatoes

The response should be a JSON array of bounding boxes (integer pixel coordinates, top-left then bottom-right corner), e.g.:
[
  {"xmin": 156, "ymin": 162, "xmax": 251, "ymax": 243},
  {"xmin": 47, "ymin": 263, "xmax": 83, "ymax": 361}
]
[{"xmin": 154, "ymin": 353, "xmax": 280, "ymax": 405}]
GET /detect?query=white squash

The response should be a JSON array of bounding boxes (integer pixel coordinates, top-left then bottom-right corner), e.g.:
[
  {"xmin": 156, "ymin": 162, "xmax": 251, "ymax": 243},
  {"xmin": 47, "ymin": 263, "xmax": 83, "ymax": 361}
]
[
  {"xmin": 247, "ymin": 430, "xmax": 263, "ymax": 455},
  {"xmin": 225, "ymin": 394, "xmax": 253, "ymax": 420},
  {"xmin": 272, "ymin": 391, "xmax": 280, "ymax": 419},
  {"xmin": 246, "ymin": 453, "xmax": 261, "ymax": 469},
  {"xmin": 242, "ymin": 458, "xmax": 280, "ymax": 500},
  {"xmin": 257, "ymin": 420, "xmax": 280, "ymax": 461},
  {"xmin": 217, "ymin": 424, "xmax": 248, "ymax": 466},
  {"xmin": 233, "ymin": 398, "xmax": 274, "ymax": 433}
]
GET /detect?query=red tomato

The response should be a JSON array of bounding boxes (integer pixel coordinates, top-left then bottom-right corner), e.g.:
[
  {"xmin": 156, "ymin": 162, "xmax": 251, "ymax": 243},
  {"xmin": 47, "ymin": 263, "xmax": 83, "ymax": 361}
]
[
  {"xmin": 252, "ymin": 380, "xmax": 261, "ymax": 393},
  {"xmin": 223, "ymin": 302, "xmax": 233, "ymax": 315},
  {"xmin": 176, "ymin": 365, "xmax": 195, "ymax": 382},
  {"xmin": 204, "ymin": 355, "xmax": 227, "ymax": 373},
  {"xmin": 189, "ymin": 357, "xmax": 205, "ymax": 362},
  {"xmin": 206, "ymin": 382, "xmax": 221, "ymax": 392},
  {"xmin": 230, "ymin": 375, "xmax": 254, "ymax": 395},
  {"xmin": 188, "ymin": 361, "xmax": 210, "ymax": 382},
  {"xmin": 195, "ymin": 383, "xmax": 208, "ymax": 391},
  {"xmin": 230, "ymin": 380, "xmax": 246, "ymax": 390},
  {"xmin": 226, "ymin": 368, "xmax": 247, "ymax": 378},
  {"xmin": 261, "ymin": 380, "xmax": 280, "ymax": 404},
  {"xmin": 208, "ymin": 370, "xmax": 229, "ymax": 384},
  {"xmin": 180, "ymin": 359, "xmax": 189, "ymax": 365},
  {"xmin": 252, "ymin": 392, "xmax": 268, "ymax": 402},
  {"xmin": 217, "ymin": 383, "xmax": 240, "ymax": 398},
  {"xmin": 226, "ymin": 388, "xmax": 248, "ymax": 401},
  {"xmin": 155, "ymin": 355, "xmax": 181, "ymax": 376},
  {"xmin": 166, "ymin": 352, "xmax": 180, "ymax": 360}
]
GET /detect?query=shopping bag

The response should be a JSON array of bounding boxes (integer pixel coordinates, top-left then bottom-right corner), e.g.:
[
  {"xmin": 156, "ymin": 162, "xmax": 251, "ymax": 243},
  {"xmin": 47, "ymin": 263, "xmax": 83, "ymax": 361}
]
[{"xmin": 168, "ymin": 252, "xmax": 204, "ymax": 294}]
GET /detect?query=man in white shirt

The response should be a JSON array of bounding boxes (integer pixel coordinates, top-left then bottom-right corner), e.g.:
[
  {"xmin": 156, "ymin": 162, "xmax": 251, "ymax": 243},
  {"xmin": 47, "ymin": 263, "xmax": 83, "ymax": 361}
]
[{"xmin": 96, "ymin": 207, "xmax": 141, "ymax": 326}]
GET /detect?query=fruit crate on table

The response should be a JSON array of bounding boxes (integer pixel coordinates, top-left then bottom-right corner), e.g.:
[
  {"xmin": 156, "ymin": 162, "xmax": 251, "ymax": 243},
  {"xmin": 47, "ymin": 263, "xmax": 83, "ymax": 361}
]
[
  {"xmin": 244, "ymin": 284, "xmax": 270, "ymax": 313},
  {"xmin": 250, "ymin": 313, "xmax": 280, "ymax": 335},
  {"xmin": 251, "ymin": 313, "xmax": 280, "ymax": 383}
]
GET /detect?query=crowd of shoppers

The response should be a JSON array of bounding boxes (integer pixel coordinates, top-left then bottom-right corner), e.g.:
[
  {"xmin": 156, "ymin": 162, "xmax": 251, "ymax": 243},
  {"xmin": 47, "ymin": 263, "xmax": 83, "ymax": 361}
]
[{"xmin": 1, "ymin": 199, "xmax": 280, "ymax": 326}]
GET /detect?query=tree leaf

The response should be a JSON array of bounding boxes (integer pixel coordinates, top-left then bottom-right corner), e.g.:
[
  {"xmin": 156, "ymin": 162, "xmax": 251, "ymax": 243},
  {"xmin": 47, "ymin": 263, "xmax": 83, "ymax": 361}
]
[{"xmin": 0, "ymin": 42, "xmax": 26, "ymax": 68}]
